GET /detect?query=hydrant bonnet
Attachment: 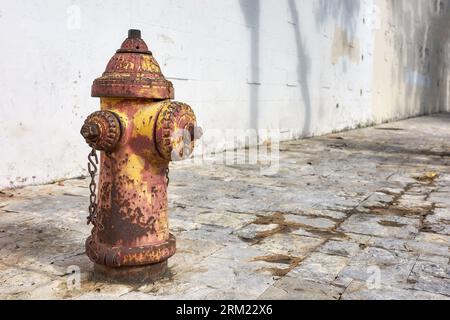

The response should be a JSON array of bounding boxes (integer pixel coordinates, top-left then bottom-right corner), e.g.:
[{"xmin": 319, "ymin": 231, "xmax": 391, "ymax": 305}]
[{"xmin": 91, "ymin": 30, "xmax": 174, "ymax": 100}]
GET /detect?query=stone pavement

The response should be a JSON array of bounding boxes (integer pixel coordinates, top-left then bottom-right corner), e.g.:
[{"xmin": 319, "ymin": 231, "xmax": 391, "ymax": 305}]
[{"xmin": 1, "ymin": 114, "xmax": 450, "ymax": 300}]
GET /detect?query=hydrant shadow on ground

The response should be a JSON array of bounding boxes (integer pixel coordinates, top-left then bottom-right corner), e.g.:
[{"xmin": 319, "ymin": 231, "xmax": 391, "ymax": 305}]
[{"xmin": 80, "ymin": 29, "xmax": 202, "ymax": 283}]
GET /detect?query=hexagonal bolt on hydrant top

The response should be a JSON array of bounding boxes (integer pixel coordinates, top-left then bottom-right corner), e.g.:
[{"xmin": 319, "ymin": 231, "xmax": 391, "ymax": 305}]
[{"xmin": 80, "ymin": 29, "xmax": 202, "ymax": 283}]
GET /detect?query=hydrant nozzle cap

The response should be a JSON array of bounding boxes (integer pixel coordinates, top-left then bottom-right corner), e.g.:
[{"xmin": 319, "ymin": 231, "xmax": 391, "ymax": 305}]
[
  {"xmin": 81, "ymin": 123, "xmax": 100, "ymax": 141},
  {"xmin": 81, "ymin": 111, "xmax": 121, "ymax": 152}
]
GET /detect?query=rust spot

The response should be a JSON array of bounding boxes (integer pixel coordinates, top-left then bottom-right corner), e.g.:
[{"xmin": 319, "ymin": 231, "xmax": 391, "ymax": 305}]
[
  {"xmin": 377, "ymin": 220, "xmax": 407, "ymax": 227},
  {"xmin": 367, "ymin": 181, "xmax": 434, "ymax": 217},
  {"xmin": 367, "ymin": 204, "xmax": 432, "ymax": 216},
  {"xmin": 414, "ymin": 171, "xmax": 439, "ymax": 183},
  {"xmin": 128, "ymin": 134, "xmax": 152, "ymax": 158},
  {"xmin": 252, "ymin": 254, "xmax": 297, "ymax": 264},
  {"xmin": 251, "ymin": 254, "xmax": 304, "ymax": 277},
  {"xmin": 0, "ymin": 191, "xmax": 14, "ymax": 198},
  {"xmin": 240, "ymin": 211, "xmax": 346, "ymax": 244}
]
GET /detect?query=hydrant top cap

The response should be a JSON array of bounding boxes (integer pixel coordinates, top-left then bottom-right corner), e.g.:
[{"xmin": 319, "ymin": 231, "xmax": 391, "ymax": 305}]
[
  {"xmin": 91, "ymin": 30, "xmax": 174, "ymax": 100},
  {"xmin": 128, "ymin": 29, "xmax": 141, "ymax": 39},
  {"xmin": 116, "ymin": 29, "xmax": 151, "ymax": 54}
]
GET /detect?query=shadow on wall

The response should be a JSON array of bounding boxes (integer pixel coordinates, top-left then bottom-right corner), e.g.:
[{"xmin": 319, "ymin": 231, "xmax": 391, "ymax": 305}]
[
  {"xmin": 239, "ymin": 0, "xmax": 260, "ymax": 131},
  {"xmin": 240, "ymin": 0, "xmax": 362, "ymax": 137},
  {"xmin": 288, "ymin": 0, "xmax": 312, "ymax": 137},
  {"xmin": 314, "ymin": 0, "xmax": 450, "ymax": 121},
  {"xmin": 389, "ymin": 0, "xmax": 450, "ymax": 117},
  {"xmin": 314, "ymin": 0, "xmax": 361, "ymax": 76},
  {"xmin": 314, "ymin": 0, "xmax": 361, "ymax": 37},
  {"xmin": 287, "ymin": 0, "xmax": 361, "ymax": 136},
  {"xmin": 313, "ymin": 0, "xmax": 361, "ymax": 125},
  {"xmin": 238, "ymin": 0, "xmax": 449, "ymax": 137},
  {"xmin": 398, "ymin": 0, "xmax": 450, "ymax": 114}
]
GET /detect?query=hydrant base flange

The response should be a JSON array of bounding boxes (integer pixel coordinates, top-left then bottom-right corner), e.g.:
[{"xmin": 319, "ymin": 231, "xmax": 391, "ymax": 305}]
[
  {"xmin": 93, "ymin": 260, "xmax": 169, "ymax": 284},
  {"xmin": 85, "ymin": 233, "xmax": 176, "ymax": 267}
]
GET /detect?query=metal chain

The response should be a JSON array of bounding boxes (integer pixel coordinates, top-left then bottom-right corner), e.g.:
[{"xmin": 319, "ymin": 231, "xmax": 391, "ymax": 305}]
[
  {"xmin": 165, "ymin": 167, "xmax": 170, "ymax": 186},
  {"xmin": 87, "ymin": 148, "xmax": 98, "ymax": 225}
]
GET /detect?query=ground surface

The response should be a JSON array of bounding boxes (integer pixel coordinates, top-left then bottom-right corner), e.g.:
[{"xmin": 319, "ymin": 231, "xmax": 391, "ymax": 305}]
[{"xmin": 1, "ymin": 114, "xmax": 450, "ymax": 300}]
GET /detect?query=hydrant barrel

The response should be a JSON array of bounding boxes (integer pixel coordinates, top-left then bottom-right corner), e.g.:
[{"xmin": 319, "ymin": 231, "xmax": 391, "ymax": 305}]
[{"xmin": 80, "ymin": 30, "xmax": 201, "ymax": 283}]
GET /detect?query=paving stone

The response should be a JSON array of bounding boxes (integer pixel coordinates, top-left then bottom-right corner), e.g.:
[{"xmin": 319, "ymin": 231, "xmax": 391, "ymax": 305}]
[
  {"xmin": 417, "ymin": 254, "xmax": 449, "ymax": 264},
  {"xmin": 387, "ymin": 174, "xmax": 418, "ymax": 188},
  {"xmin": 428, "ymin": 192, "xmax": 450, "ymax": 206},
  {"xmin": 0, "ymin": 263, "xmax": 54, "ymax": 299},
  {"xmin": 169, "ymin": 238, "xmax": 225, "ymax": 274},
  {"xmin": 173, "ymin": 256, "xmax": 276, "ymax": 299},
  {"xmin": 409, "ymin": 264, "xmax": 450, "ymax": 297},
  {"xmin": 421, "ymin": 223, "xmax": 450, "ymax": 235},
  {"xmin": 425, "ymin": 208, "xmax": 450, "ymax": 223},
  {"xmin": 337, "ymin": 263, "xmax": 416, "ymax": 289},
  {"xmin": 289, "ymin": 253, "xmax": 349, "ymax": 283},
  {"xmin": 122, "ymin": 286, "xmax": 223, "ymax": 300},
  {"xmin": 258, "ymin": 277, "xmax": 344, "ymax": 300},
  {"xmin": 330, "ymin": 232, "xmax": 372, "ymax": 244},
  {"xmin": 170, "ymin": 214, "xmax": 203, "ymax": 233},
  {"xmin": 194, "ymin": 211, "xmax": 255, "ymax": 229},
  {"xmin": 414, "ymin": 232, "xmax": 450, "ymax": 246},
  {"xmin": 17, "ymin": 279, "xmax": 67, "ymax": 300},
  {"xmin": 412, "ymin": 258, "xmax": 450, "ymax": 279},
  {"xmin": 302, "ymin": 208, "xmax": 348, "ymax": 220},
  {"xmin": 251, "ymin": 234, "xmax": 323, "ymax": 257},
  {"xmin": 352, "ymin": 246, "xmax": 416, "ymax": 266},
  {"xmin": 283, "ymin": 214, "xmax": 337, "ymax": 229},
  {"xmin": 335, "ymin": 246, "xmax": 418, "ymax": 289},
  {"xmin": 339, "ymin": 214, "xmax": 420, "ymax": 239},
  {"xmin": 377, "ymin": 187, "xmax": 403, "ymax": 196},
  {"xmin": 341, "ymin": 280, "xmax": 450, "ymax": 300},
  {"xmin": 361, "ymin": 192, "xmax": 394, "ymax": 208},
  {"xmin": 396, "ymin": 195, "xmax": 433, "ymax": 211},
  {"xmin": 233, "ymin": 223, "xmax": 279, "ymax": 241},
  {"xmin": 210, "ymin": 243, "xmax": 270, "ymax": 261},
  {"xmin": 178, "ymin": 225, "xmax": 240, "ymax": 244},
  {"xmin": 405, "ymin": 238, "xmax": 450, "ymax": 257},
  {"xmin": 318, "ymin": 240, "xmax": 362, "ymax": 258},
  {"xmin": 407, "ymin": 255, "xmax": 450, "ymax": 296}
]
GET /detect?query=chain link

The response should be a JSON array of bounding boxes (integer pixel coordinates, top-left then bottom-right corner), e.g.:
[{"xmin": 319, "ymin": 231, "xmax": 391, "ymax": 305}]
[
  {"xmin": 165, "ymin": 167, "xmax": 170, "ymax": 186},
  {"xmin": 87, "ymin": 148, "xmax": 98, "ymax": 225}
]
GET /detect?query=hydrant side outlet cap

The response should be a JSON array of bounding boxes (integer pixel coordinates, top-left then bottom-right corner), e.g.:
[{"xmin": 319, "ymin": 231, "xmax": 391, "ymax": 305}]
[{"xmin": 91, "ymin": 31, "xmax": 174, "ymax": 100}]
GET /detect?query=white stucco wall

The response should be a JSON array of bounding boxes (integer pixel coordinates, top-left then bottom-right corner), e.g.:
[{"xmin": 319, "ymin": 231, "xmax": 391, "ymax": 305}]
[{"xmin": 0, "ymin": 0, "xmax": 449, "ymax": 189}]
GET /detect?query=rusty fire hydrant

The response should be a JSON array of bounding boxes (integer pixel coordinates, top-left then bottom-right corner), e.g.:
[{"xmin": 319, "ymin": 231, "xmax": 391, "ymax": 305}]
[{"xmin": 80, "ymin": 29, "xmax": 201, "ymax": 282}]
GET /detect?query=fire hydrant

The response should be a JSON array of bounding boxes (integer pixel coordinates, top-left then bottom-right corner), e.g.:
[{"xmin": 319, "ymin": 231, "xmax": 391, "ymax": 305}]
[{"xmin": 80, "ymin": 29, "xmax": 201, "ymax": 282}]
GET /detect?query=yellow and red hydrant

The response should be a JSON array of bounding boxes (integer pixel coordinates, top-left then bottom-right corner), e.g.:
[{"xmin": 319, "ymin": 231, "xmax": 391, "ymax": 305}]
[{"xmin": 80, "ymin": 29, "xmax": 201, "ymax": 282}]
